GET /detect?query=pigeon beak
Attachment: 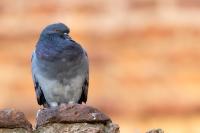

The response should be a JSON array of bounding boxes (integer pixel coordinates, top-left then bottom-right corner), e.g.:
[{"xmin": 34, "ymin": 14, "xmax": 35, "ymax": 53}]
[{"xmin": 64, "ymin": 33, "xmax": 71, "ymax": 40}]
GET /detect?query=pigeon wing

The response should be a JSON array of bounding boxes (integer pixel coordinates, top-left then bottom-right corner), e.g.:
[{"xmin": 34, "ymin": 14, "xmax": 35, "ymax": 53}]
[
  {"xmin": 78, "ymin": 50, "xmax": 89, "ymax": 103},
  {"xmin": 31, "ymin": 53, "xmax": 48, "ymax": 106},
  {"xmin": 78, "ymin": 72, "xmax": 89, "ymax": 103}
]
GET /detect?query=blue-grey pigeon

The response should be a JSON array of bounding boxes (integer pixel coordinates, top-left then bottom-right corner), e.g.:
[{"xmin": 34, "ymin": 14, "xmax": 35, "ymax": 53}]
[{"xmin": 31, "ymin": 23, "xmax": 89, "ymax": 108}]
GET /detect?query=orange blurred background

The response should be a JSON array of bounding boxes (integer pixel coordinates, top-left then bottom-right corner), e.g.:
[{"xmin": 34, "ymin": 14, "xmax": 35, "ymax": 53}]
[{"xmin": 1, "ymin": 0, "xmax": 200, "ymax": 132}]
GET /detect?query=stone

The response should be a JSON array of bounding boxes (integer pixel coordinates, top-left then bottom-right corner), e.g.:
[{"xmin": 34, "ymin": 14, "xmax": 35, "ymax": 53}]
[
  {"xmin": 105, "ymin": 122, "xmax": 120, "ymax": 133},
  {"xmin": 0, "ymin": 128, "xmax": 30, "ymax": 133},
  {"xmin": 35, "ymin": 104, "xmax": 120, "ymax": 133},
  {"xmin": 36, "ymin": 104, "xmax": 111, "ymax": 128},
  {"xmin": 0, "ymin": 109, "xmax": 32, "ymax": 132},
  {"xmin": 33, "ymin": 123, "xmax": 119, "ymax": 133},
  {"xmin": 146, "ymin": 129, "xmax": 164, "ymax": 133}
]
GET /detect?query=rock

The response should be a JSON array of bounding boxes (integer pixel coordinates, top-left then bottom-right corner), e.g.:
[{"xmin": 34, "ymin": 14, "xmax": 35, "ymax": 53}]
[
  {"xmin": 146, "ymin": 129, "xmax": 164, "ymax": 133},
  {"xmin": 105, "ymin": 122, "xmax": 120, "ymax": 133},
  {"xmin": 35, "ymin": 104, "xmax": 119, "ymax": 133},
  {"xmin": 36, "ymin": 104, "xmax": 111, "ymax": 127},
  {"xmin": 34, "ymin": 123, "xmax": 119, "ymax": 133},
  {"xmin": 0, "ymin": 109, "xmax": 32, "ymax": 133},
  {"xmin": 0, "ymin": 128, "xmax": 30, "ymax": 133}
]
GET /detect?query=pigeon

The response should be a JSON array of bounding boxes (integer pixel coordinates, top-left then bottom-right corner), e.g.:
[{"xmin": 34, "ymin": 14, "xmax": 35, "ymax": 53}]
[{"xmin": 31, "ymin": 23, "xmax": 89, "ymax": 108}]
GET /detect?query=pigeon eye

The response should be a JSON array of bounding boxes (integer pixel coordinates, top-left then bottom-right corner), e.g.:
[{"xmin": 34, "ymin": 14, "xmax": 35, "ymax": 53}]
[{"xmin": 54, "ymin": 29, "xmax": 62, "ymax": 33}]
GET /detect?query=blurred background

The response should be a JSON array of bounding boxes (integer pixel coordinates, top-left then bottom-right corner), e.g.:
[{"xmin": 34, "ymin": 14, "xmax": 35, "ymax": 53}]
[{"xmin": 0, "ymin": 0, "xmax": 200, "ymax": 132}]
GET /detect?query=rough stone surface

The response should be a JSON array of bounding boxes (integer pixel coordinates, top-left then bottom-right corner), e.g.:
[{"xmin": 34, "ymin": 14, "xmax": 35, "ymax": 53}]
[
  {"xmin": 35, "ymin": 104, "xmax": 120, "ymax": 133},
  {"xmin": 0, "ymin": 109, "xmax": 32, "ymax": 132},
  {"xmin": 0, "ymin": 128, "xmax": 30, "ymax": 133},
  {"xmin": 105, "ymin": 122, "xmax": 120, "ymax": 133},
  {"xmin": 146, "ymin": 129, "xmax": 164, "ymax": 133},
  {"xmin": 0, "ymin": 105, "xmax": 120, "ymax": 133},
  {"xmin": 36, "ymin": 104, "xmax": 111, "ymax": 128},
  {"xmin": 33, "ymin": 122, "xmax": 119, "ymax": 133}
]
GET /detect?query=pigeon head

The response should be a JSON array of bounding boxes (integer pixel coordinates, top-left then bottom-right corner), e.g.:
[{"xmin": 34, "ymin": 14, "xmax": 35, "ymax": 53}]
[
  {"xmin": 40, "ymin": 23, "xmax": 70, "ymax": 40},
  {"xmin": 36, "ymin": 23, "xmax": 83, "ymax": 62}
]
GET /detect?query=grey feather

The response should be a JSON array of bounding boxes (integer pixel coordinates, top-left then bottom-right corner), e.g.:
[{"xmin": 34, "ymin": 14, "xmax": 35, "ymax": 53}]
[
  {"xmin": 78, "ymin": 67, "xmax": 89, "ymax": 103},
  {"xmin": 32, "ymin": 53, "xmax": 48, "ymax": 106}
]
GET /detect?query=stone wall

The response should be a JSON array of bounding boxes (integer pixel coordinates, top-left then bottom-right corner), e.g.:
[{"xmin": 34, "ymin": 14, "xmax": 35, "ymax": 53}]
[
  {"xmin": 0, "ymin": 104, "xmax": 120, "ymax": 133},
  {"xmin": 0, "ymin": 105, "xmax": 165, "ymax": 133}
]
